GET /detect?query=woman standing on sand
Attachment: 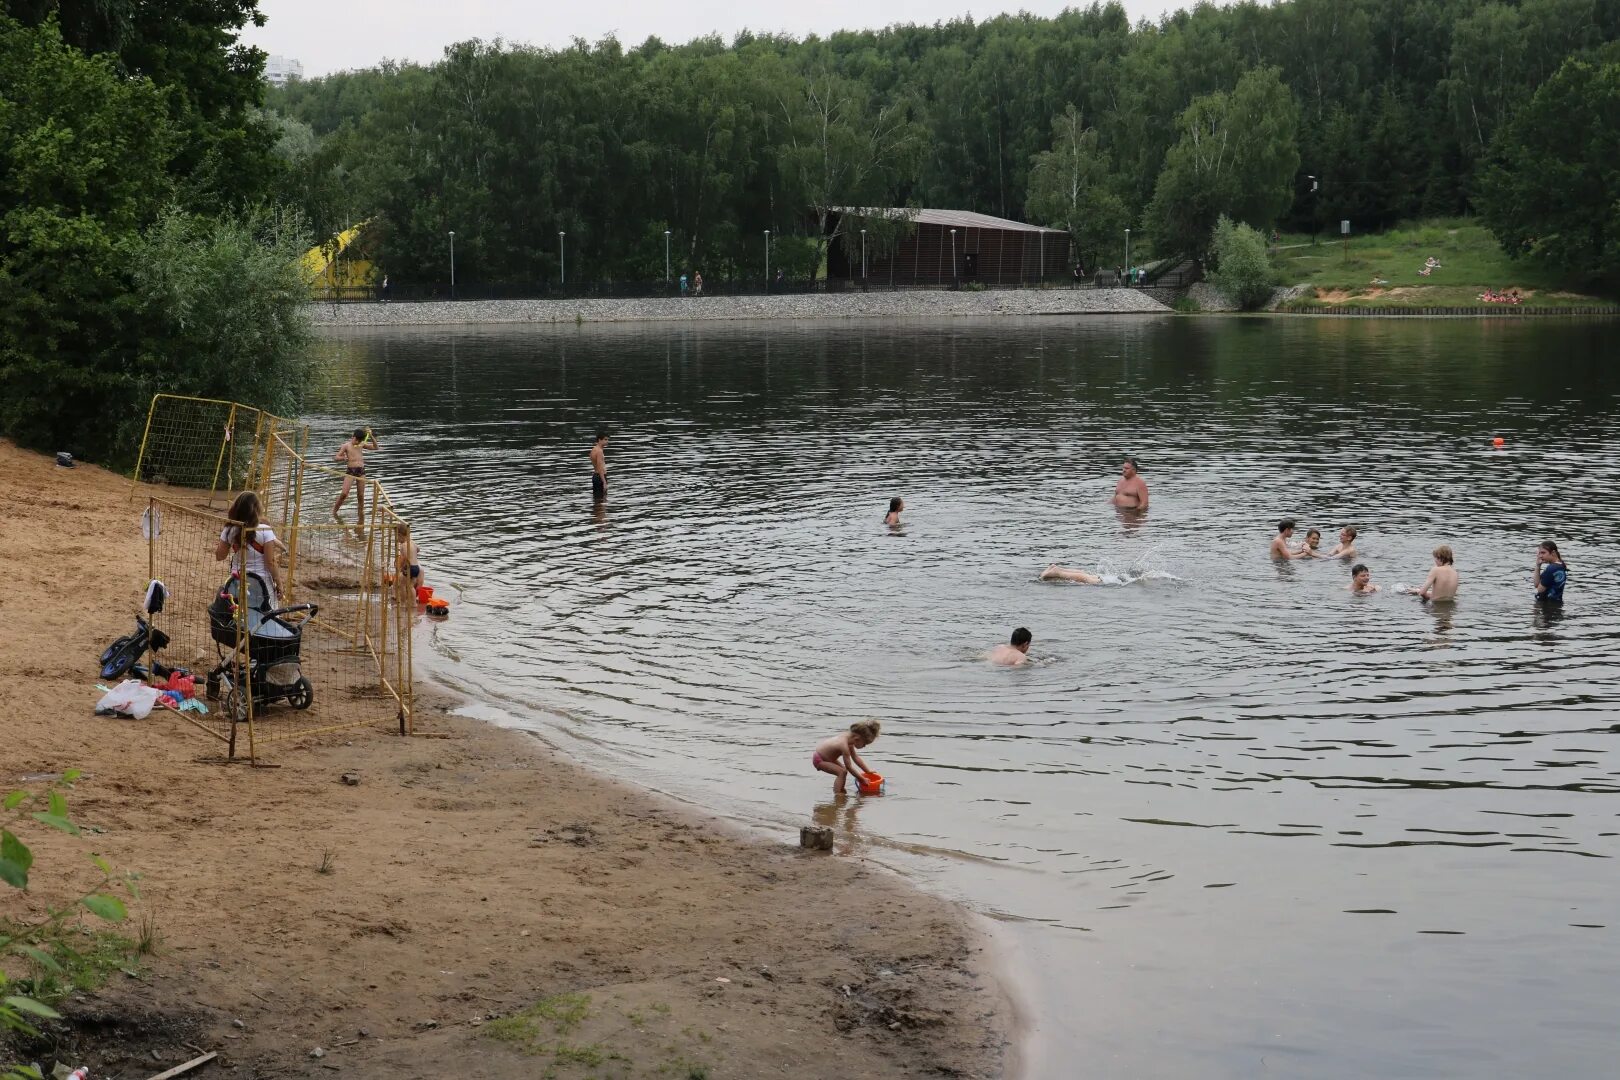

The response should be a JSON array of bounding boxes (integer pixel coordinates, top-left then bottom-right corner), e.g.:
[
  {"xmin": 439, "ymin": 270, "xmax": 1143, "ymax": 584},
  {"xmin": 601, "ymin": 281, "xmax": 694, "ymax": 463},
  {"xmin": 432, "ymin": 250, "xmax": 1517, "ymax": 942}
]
[{"xmin": 215, "ymin": 491, "xmax": 285, "ymax": 607}]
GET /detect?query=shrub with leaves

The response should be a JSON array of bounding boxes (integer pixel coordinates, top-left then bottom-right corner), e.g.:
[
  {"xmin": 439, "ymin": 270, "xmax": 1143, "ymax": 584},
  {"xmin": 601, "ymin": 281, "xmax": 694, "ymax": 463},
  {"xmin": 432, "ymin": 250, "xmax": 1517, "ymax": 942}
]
[
  {"xmin": 1208, "ymin": 216, "xmax": 1277, "ymax": 311},
  {"xmin": 2, "ymin": 772, "xmax": 140, "ymax": 1080}
]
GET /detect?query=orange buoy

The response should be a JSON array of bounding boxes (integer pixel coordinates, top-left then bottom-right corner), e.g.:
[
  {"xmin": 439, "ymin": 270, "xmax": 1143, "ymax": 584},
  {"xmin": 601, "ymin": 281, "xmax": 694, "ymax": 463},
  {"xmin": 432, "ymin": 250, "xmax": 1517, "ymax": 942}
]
[{"xmin": 1492, "ymin": 437, "xmax": 1505, "ymax": 447}]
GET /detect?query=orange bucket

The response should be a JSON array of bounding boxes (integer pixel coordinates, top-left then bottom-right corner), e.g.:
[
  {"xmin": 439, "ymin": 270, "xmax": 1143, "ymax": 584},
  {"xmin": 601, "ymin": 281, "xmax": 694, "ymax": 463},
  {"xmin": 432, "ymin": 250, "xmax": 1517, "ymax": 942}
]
[
  {"xmin": 415, "ymin": 585, "xmax": 434, "ymax": 604},
  {"xmin": 857, "ymin": 772, "xmax": 885, "ymax": 795}
]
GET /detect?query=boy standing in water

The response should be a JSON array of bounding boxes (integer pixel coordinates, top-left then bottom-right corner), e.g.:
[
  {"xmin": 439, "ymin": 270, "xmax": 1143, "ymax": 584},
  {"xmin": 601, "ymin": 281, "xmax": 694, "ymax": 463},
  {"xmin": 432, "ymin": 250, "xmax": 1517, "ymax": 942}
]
[
  {"xmin": 332, "ymin": 427, "xmax": 379, "ymax": 527},
  {"xmin": 1348, "ymin": 564, "xmax": 1380, "ymax": 594},
  {"xmin": 1410, "ymin": 545, "xmax": 1459, "ymax": 601},
  {"xmin": 590, "ymin": 428, "xmax": 609, "ymax": 503},
  {"xmin": 1270, "ymin": 519, "xmax": 1299, "ymax": 559},
  {"xmin": 1325, "ymin": 526, "xmax": 1359, "ymax": 559}
]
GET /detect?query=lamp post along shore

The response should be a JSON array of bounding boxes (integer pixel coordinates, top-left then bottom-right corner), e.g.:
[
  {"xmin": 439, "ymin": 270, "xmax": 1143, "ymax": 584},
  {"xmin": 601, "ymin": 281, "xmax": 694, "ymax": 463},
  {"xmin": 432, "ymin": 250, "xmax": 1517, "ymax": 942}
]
[{"xmin": 448, "ymin": 230, "xmax": 455, "ymax": 299}]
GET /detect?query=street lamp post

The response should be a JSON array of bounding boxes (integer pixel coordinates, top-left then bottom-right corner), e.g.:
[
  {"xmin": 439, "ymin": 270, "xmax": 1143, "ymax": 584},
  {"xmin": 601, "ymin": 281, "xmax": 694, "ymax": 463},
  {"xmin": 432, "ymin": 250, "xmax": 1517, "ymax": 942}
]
[
  {"xmin": 950, "ymin": 229, "xmax": 958, "ymax": 289},
  {"xmin": 664, "ymin": 229, "xmax": 671, "ymax": 284},
  {"xmin": 860, "ymin": 228, "xmax": 867, "ymax": 288},
  {"xmin": 1124, "ymin": 228, "xmax": 1131, "ymax": 286},
  {"xmin": 448, "ymin": 230, "xmax": 456, "ymax": 299},
  {"xmin": 558, "ymin": 231, "xmax": 566, "ymax": 287},
  {"xmin": 764, "ymin": 230, "xmax": 771, "ymax": 286}
]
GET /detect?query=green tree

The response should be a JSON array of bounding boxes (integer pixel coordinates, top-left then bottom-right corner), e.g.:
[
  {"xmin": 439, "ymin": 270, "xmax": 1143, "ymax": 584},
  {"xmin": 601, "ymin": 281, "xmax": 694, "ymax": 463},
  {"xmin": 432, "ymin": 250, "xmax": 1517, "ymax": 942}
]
[
  {"xmin": 0, "ymin": 14, "xmax": 174, "ymax": 458},
  {"xmin": 1207, "ymin": 214, "xmax": 1276, "ymax": 309},
  {"xmin": 1026, "ymin": 105, "xmax": 1129, "ymax": 273},
  {"xmin": 1476, "ymin": 49, "xmax": 1620, "ymax": 287},
  {"xmin": 1145, "ymin": 67, "xmax": 1300, "ymax": 257}
]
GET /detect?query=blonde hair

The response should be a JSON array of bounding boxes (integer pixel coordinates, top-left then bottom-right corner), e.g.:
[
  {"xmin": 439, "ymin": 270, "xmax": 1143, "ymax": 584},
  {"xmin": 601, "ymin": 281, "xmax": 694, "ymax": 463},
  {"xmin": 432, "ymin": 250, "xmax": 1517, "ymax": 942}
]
[
  {"xmin": 1434, "ymin": 545, "xmax": 1454, "ymax": 565},
  {"xmin": 850, "ymin": 720, "xmax": 881, "ymax": 744}
]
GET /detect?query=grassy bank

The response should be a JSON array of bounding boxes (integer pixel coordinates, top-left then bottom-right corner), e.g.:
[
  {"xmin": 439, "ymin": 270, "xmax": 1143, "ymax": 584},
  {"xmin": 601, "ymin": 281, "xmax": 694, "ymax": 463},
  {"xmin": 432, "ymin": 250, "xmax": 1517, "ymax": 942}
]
[{"xmin": 1271, "ymin": 220, "xmax": 1611, "ymax": 310}]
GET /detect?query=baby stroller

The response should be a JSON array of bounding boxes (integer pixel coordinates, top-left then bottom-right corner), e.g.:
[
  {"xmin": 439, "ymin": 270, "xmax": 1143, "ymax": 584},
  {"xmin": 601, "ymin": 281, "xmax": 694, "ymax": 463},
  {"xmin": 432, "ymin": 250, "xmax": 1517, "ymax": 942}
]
[{"xmin": 205, "ymin": 572, "xmax": 319, "ymax": 720}]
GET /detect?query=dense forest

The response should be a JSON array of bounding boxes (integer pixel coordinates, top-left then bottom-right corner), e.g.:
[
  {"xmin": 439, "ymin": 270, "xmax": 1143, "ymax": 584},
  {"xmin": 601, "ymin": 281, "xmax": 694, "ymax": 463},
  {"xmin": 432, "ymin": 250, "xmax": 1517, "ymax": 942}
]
[{"xmin": 266, "ymin": 0, "xmax": 1620, "ymax": 286}]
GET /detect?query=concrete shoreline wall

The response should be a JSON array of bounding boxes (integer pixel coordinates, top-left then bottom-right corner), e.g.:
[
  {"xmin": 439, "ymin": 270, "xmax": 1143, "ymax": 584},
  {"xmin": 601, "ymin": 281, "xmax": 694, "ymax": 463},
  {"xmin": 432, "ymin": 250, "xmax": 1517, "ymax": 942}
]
[{"xmin": 308, "ymin": 289, "xmax": 1173, "ymax": 327}]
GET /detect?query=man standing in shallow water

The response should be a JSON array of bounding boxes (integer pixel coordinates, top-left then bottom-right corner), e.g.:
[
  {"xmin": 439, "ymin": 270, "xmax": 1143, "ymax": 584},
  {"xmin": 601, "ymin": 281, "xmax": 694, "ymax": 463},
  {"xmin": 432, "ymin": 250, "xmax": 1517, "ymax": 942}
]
[
  {"xmin": 1112, "ymin": 456, "xmax": 1149, "ymax": 510},
  {"xmin": 590, "ymin": 428, "xmax": 608, "ymax": 503}
]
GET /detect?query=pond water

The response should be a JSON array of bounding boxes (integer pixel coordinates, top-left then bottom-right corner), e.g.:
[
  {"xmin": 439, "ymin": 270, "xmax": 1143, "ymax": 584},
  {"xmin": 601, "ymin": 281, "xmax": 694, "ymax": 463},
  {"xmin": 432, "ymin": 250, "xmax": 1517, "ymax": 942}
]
[{"xmin": 307, "ymin": 316, "xmax": 1620, "ymax": 1078}]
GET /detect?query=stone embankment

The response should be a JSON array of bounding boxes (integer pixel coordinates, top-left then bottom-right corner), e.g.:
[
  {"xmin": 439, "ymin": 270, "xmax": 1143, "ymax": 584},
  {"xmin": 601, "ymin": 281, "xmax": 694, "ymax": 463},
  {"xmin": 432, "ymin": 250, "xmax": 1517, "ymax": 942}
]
[{"xmin": 310, "ymin": 288, "xmax": 1171, "ymax": 327}]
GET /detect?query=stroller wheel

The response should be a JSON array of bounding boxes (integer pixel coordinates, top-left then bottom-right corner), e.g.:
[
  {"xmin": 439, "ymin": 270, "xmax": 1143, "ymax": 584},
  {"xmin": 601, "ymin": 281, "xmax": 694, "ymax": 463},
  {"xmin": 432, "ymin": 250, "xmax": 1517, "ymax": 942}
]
[
  {"xmin": 289, "ymin": 677, "xmax": 314, "ymax": 711},
  {"xmin": 225, "ymin": 687, "xmax": 249, "ymax": 723}
]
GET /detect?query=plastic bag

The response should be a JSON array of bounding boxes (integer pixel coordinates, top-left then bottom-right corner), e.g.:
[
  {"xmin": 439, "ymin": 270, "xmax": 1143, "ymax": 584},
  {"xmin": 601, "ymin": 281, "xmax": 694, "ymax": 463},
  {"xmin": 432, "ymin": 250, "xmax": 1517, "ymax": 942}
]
[{"xmin": 95, "ymin": 679, "xmax": 161, "ymax": 720}]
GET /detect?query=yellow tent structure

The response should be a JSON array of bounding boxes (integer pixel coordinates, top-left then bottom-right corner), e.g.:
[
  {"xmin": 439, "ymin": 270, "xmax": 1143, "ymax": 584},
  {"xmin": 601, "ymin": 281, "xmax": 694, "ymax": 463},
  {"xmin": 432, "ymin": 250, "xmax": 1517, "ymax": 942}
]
[{"xmin": 303, "ymin": 221, "xmax": 376, "ymax": 298}]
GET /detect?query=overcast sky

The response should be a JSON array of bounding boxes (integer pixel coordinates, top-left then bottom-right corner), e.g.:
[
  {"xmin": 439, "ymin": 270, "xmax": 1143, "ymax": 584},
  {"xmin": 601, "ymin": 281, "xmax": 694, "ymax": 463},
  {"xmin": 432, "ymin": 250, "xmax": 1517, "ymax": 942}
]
[{"xmin": 242, "ymin": 0, "xmax": 1196, "ymax": 77}]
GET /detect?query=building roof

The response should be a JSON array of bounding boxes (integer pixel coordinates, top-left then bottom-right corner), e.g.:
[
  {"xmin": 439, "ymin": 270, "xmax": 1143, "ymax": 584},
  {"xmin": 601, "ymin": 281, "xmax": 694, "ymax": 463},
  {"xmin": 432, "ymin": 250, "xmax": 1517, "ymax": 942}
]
[{"xmin": 833, "ymin": 207, "xmax": 1066, "ymax": 235}]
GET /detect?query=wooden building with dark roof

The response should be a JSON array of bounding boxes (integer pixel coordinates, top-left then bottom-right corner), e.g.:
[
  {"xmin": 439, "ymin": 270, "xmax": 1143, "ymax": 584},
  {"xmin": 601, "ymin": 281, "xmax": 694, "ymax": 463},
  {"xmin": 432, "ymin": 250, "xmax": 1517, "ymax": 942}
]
[{"xmin": 827, "ymin": 208, "xmax": 1072, "ymax": 287}]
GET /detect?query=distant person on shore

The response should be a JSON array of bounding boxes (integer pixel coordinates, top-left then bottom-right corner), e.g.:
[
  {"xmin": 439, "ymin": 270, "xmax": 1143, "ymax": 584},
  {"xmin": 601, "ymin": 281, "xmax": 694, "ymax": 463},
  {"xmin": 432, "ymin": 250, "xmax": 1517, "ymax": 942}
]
[
  {"xmin": 1324, "ymin": 526, "xmax": 1359, "ymax": 559},
  {"xmin": 590, "ymin": 428, "xmax": 609, "ymax": 503},
  {"xmin": 1348, "ymin": 563, "xmax": 1380, "ymax": 594},
  {"xmin": 988, "ymin": 627, "xmax": 1033, "ymax": 666},
  {"xmin": 1408, "ymin": 545, "xmax": 1458, "ymax": 601},
  {"xmin": 1535, "ymin": 541, "xmax": 1568, "ymax": 602},
  {"xmin": 812, "ymin": 720, "xmax": 880, "ymax": 796},
  {"xmin": 1270, "ymin": 519, "xmax": 1300, "ymax": 559},
  {"xmin": 884, "ymin": 497, "xmax": 904, "ymax": 528},
  {"xmin": 216, "ymin": 491, "xmax": 284, "ymax": 607},
  {"xmin": 1041, "ymin": 565, "xmax": 1102, "ymax": 584},
  {"xmin": 693, "ymin": 271, "xmax": 704, "ymax": 296},
  {"xmin": 1112, "ymin": 456, "xmax": 1149, "ymax": 510},
  {"xmin": 380, "ymin": 275, "xmax": 390, "ymax": 303},
  {"xmin": 331, "ymin": 427, "xmax": 378, "ymax": 529},
  {"xmin": 679, "ymin": 273, "xmax": 688, "ymax": 296}
]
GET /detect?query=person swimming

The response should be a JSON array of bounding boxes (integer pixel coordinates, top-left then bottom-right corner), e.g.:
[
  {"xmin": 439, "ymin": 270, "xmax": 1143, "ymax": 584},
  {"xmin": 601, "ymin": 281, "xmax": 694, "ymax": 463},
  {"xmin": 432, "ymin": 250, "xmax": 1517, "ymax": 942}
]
[
  {"xmin": 1300, "ymin": 528, "xmax": 1324, "ymax": 558},
  {"xmin": 988, "ymin": 627, "xmax": 1033, "ymax": 666},
  {"xmin": 1040, "ymin": 565, "xmax": 1102, "ymax": 584},
  {"xmin": 884, "ymin": 497, "xmax": 904, "ymax": 528},
  {"xmin": 1270, "ymin": 519, "xmax": 1303, "ymax": 559},
  {"xmin": 1348, "ymin": 563, "xmax": 1380, "ymax": 594}
]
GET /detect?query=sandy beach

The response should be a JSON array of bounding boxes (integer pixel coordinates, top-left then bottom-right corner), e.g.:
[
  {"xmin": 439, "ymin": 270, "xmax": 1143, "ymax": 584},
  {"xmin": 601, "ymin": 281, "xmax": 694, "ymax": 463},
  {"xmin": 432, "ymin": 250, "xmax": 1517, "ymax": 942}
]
[{"xmin": 0, "ymin": 440, "xmax": 1012, "ymax": 1079}]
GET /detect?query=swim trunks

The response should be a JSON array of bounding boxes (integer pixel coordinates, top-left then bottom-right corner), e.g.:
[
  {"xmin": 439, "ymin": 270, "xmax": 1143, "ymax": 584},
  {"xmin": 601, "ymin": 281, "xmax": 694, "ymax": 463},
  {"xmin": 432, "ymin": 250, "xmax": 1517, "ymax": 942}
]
[
  {"xmin": 408, "ymin": 565, "xmax": 420, "ymax": 579},
  {"xmin": 347, "ymin": 465, "xmax": 365, "ymax": 477},
  {"xmin": 592, "ymin": 473, "xmax": 607, "ymax": 502},
  {"xmin": 811, "ymin": 752, "xmax": 826, "ymax": 770}
]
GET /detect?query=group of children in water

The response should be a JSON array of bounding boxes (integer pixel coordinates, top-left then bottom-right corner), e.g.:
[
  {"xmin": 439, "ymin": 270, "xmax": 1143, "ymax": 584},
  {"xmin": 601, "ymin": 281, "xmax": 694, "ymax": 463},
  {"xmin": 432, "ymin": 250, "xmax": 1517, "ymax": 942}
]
[{"xmin": 1267, "ymin": 518, "xmax": 1569, "ymax": 604}]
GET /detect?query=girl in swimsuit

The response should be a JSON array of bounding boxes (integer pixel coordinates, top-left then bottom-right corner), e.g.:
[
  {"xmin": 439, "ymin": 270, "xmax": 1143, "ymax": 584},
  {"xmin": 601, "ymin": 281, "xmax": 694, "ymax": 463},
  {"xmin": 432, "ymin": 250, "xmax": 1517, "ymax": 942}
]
[{"xmin": 812, "ymin": 720, "xmax": 880, "ymax": 795}]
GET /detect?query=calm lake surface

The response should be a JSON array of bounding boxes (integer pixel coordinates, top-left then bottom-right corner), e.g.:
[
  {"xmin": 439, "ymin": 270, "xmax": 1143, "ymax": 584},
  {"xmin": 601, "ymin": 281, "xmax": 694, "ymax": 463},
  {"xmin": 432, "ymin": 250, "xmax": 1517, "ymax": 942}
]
[{"xmin": 308, "ymin": 316, "xmax": 1620, "ymax": 1078}]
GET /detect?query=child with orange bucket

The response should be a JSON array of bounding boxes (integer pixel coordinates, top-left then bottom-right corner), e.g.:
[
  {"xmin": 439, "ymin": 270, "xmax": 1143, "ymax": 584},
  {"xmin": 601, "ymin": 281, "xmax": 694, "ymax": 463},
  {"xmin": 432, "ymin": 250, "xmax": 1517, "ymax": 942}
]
[
  {"xmin": 812, "ymin": 720, "xmax": 882, "ymax": 795},
  {"xmin": 393, "ymin": 524, "xmax": 430, "ymax": 603}
]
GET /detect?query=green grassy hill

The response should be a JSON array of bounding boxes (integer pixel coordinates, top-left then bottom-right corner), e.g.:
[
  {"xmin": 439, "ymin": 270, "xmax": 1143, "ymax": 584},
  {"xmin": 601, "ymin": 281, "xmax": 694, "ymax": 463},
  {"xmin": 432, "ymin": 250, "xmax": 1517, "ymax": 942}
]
[{"xmin": 1270, "ymin": 220, "xmax": 1610, "ymax": 309}]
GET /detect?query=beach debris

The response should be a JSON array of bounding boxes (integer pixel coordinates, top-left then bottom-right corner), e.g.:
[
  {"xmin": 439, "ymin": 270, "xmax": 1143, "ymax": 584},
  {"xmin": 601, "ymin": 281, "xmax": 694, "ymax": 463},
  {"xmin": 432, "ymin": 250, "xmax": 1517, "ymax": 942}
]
[
  {"xmin": 714, "ymin": 977, "xmax": 731, "ymax": 984},
  {"xmin": 143, "ymin": 1053, "xmax": 218, "ymax": 1080},
  {"xmin": 799, "ymin": 825, "xmax": 834, "ymax": 851},
  {"xmin": 358, "ymin": 1029, "xmax": 370, "ymax": 1038},
  {"xmin": 309, "ymin": 1047, "xmax": 326, "ymax": 1059},
  {"xmin": 414, "ymin": 1019, "xmax": 438, "ymax": 1031},
  {"xmin": 339, "ymin": 771, "xmax": 360, "ymax": 786},
  {"xmin": 231, "ymin": 1018, "xmax": 245, "ymax": 1029},
  {"xmin": 758, "ymin": 965, "xmax": 774, "ymax": 980}
]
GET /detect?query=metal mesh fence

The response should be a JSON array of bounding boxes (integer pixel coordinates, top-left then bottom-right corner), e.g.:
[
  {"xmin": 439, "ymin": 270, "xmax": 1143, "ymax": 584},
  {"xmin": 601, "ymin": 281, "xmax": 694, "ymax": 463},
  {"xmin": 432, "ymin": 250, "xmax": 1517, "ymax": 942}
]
[{"xmin": 137, "ymin": 395, "xmax": 414, "ymax": 763}]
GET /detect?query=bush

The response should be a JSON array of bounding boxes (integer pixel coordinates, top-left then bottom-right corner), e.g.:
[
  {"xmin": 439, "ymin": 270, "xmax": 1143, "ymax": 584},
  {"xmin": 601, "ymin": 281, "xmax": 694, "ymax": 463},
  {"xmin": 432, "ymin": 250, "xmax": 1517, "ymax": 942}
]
[
  {"xmin": 1208, "ymin": 216, "xmax": 1276, "ymax": 310},
  {"xmin": 1171, "ymin": 296, "xmax": 1202, "ymax": 313}
]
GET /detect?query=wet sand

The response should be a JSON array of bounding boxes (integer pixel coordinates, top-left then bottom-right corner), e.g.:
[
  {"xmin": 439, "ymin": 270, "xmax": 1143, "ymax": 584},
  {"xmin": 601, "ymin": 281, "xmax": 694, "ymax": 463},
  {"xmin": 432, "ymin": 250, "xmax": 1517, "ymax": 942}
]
[{"xmin": 0, "ymin": 440, "xmax": 1012, "ymax": 1078}]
